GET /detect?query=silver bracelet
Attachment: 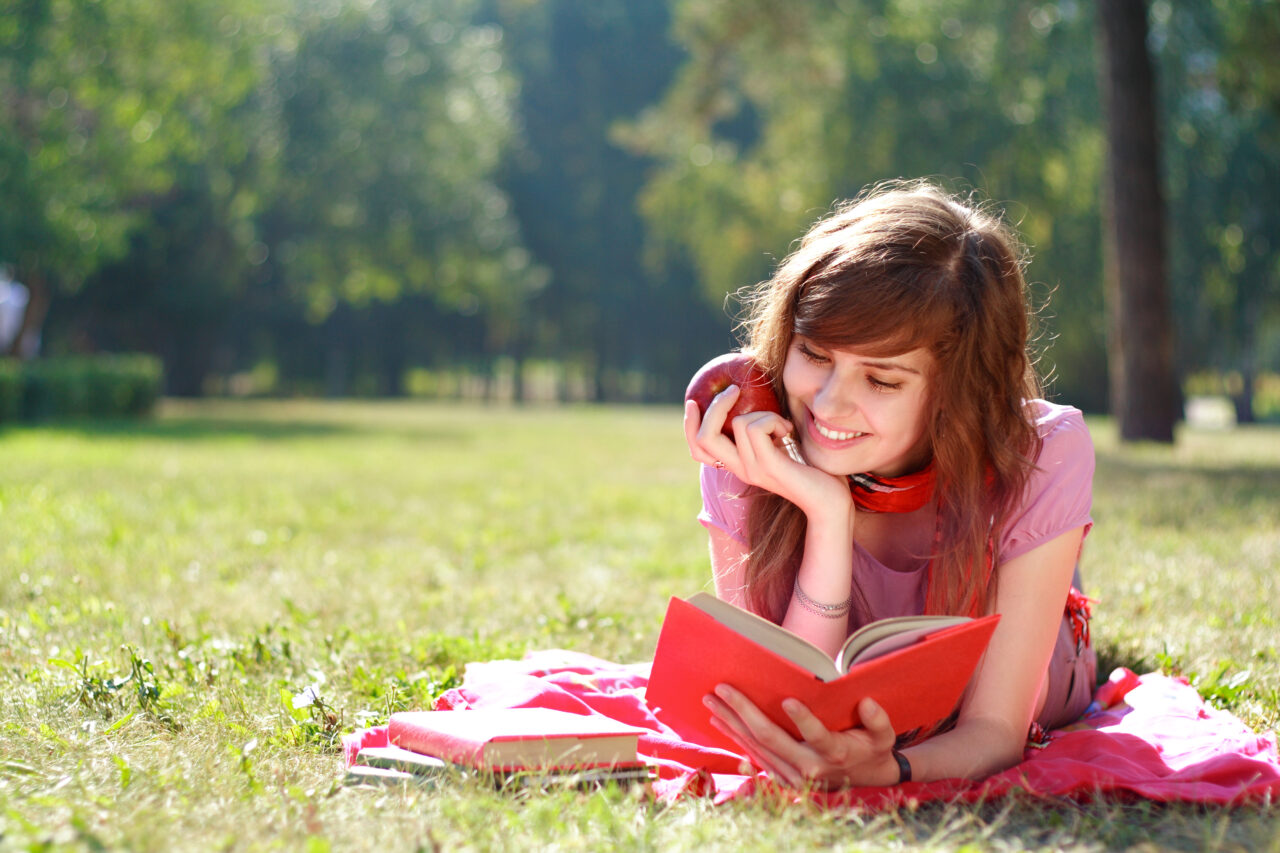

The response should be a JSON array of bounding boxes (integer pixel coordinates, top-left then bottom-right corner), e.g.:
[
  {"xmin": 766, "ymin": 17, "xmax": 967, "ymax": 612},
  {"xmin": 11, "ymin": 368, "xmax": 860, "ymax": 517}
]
[{"xmin": 793, "ymin": 578, "xmax": 853, "ymax": 619}]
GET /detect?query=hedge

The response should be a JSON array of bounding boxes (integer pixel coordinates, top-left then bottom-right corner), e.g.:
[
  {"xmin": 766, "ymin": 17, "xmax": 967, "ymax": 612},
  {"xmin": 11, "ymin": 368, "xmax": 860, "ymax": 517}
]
[{"xmin": 0, "ymin": 354, "xmax": 163, "ymax": 424}]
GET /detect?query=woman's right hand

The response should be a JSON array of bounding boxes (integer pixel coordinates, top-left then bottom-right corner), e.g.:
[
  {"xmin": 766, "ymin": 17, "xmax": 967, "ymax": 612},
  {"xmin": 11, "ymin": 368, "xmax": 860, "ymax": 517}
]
[{"xmin": 684, "ymin": 385, "xmax": 852, "ymax": 523}]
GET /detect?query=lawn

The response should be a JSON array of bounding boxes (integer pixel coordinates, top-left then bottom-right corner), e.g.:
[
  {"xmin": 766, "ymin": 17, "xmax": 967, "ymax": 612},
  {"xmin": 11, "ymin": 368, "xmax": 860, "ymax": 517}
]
[{"xmin": 1, "ymin": 400, "xmax": 1277, "ymax": 851}]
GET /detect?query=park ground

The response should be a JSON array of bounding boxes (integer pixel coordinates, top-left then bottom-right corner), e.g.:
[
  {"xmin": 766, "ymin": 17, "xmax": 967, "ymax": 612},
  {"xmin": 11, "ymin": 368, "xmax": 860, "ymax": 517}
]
[{"xmin": 1, "ymin": 400, "xmax": 1277, "ymax": 851}]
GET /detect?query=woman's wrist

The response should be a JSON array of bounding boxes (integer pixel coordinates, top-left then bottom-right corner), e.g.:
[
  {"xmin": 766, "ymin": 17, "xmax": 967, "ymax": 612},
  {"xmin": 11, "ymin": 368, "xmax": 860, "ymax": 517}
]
[
  {"xmin": 798, "ymin": 495, "xmax": 856, "ymax": 547},
  {"xmin": 860, "ymin": 747, "xmax": 909, "ymax": 788},
  {"xmin": 832, "ymin": 745, "xmax": 908, "ymax": 789},
  {"xmin": 796, "ymin": 484, "xmax": 854, "ymax": 529},
  {"xmin": 891, "ymin": 748, "xmax": 912, "ymax": 784}
]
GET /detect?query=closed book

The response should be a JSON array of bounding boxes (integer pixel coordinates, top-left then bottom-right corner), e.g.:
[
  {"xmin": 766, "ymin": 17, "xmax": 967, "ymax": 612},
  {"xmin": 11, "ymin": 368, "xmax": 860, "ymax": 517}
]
[
  {"xmin": 646, "ymin": 593, "xmax": 1000, "ymax": 752},
  {"xmin": 354, "ymin": 745, "xmax": 450, "ymax": 776},
  {"xmin": 343, "ymin": 765, "xmax": 432, "ymax": 788},
  {"xmin": 388, "ymin": 707, "xmax": 645, "ymax": 772}
]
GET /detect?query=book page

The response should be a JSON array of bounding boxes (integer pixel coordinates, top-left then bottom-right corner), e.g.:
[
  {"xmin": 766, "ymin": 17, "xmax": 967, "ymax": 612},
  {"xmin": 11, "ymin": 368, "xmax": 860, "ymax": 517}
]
[
  {"xmin": 687, "ymin": 592, "xmax": 841, "ymax": 680},
  {"xmin": 838, "ymin": 615, "xmax": 969, "ymax": 671}
]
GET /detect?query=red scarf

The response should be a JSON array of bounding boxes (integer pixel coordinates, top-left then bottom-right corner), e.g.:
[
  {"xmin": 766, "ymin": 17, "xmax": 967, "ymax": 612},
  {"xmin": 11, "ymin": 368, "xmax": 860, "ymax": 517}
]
[{"xmin": 848, "ymin": 463, "xmax": 935, "ymax": 513}]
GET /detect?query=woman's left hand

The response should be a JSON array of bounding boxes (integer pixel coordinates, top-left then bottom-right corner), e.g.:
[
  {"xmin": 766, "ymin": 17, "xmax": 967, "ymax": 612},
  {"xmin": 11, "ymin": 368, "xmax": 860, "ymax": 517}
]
[{"xmin": 703, "ymin": 684, "xmax": 901, "ymax": 789}]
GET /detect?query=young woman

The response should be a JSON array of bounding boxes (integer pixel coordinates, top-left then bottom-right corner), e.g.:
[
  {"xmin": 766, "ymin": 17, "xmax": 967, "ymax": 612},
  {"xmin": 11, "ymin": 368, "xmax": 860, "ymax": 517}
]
[{"xmin": 682, "ymin": 180, "xmax": 1096, "ymax": 789}]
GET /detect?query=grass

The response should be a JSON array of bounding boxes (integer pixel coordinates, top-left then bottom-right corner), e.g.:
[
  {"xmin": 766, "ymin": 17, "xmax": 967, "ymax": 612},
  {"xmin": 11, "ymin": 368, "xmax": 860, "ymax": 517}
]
[{"xmin": 0, "ymin": 399, "xmax": 1276, "ymax": 852}]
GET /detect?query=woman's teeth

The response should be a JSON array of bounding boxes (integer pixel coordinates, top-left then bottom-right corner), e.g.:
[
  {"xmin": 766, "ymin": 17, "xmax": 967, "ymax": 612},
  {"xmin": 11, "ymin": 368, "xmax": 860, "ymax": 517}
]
[{"xmin": 816, "ymin": 423, "xmax": 866, "ymax": 441}]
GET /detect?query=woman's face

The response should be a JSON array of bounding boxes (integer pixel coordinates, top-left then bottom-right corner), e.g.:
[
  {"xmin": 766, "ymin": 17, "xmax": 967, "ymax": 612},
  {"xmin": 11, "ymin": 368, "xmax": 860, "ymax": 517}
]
[{"xmin": 781, "ymin": 336, "xmax": 934, "ymax": 478}]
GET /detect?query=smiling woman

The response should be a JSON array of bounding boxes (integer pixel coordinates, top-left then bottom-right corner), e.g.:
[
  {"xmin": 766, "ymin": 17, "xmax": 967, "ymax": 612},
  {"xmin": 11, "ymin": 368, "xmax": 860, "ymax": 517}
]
[{"xmin": 681, "ymin": 179, "xmax": 1096, "ymax": 790}]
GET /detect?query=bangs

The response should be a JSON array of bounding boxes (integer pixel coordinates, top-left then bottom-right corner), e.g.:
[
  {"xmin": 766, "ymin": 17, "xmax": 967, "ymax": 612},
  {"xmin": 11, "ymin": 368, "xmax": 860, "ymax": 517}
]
[{"xmin": 792, "ymin": 264, "xmax": 957, "ymax": 357}]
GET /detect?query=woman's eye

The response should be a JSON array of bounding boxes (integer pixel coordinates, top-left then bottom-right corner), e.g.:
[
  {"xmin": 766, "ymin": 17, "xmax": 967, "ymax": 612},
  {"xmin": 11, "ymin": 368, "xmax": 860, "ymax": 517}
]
[
  {"xmin": 798, "ymin": 343, "xmax": 829, "ymax": 363},
  {"xmin": 869, "ymin": 377, "xmax": 902, "ymax": 391}
]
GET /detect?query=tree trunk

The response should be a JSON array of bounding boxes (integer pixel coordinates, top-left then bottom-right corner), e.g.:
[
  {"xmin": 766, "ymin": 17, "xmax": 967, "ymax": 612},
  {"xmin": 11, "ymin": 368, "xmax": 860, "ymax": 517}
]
[
  {"xmin": 1233, "ymin": 359, "xmax": 1256, "ymax": 425},
  {"xmin": 1097, "ymin": 0, "xmax": 1180, "ymax": 442},
  {"xmin": 324, "ymin": 307, "xmax": 352, "ymax": 398}
]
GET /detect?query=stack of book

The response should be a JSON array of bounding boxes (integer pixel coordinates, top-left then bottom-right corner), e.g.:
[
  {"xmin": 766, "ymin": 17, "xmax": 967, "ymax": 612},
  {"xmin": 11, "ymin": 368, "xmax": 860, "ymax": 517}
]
[{"xmin": 344, "ymin": 707, "xmax": 650, "ymax": 789}]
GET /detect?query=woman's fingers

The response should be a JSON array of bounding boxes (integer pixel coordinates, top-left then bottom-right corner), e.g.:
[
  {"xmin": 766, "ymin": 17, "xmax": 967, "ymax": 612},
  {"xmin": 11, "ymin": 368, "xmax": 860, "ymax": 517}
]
[
  {"xmin": 857, "ymin": 697, "xmax": 899, "ymax": 752},
  {"xmin": 707, "ymin": 715, "xmax": 802, "ymax": 787},
  {"xmin": 683, "ymin": 400, "xmax": 719, "ymax": 466},
  {"xmin": 729, "ymin": 412, "xmax": 805, "ymax": 491},
  {"xmin": 706, "ymin": 691, "xmax": 803, "ymax": 783},
  {"xmin": 712, "ymin": 685, "xmax": 814, "ymax": 765},
  {"xmin": 731, "ymin": 410, "xmax": 793, "ymax": 459},
  {"xmin": 685, "ymin": 387, "xmax": 742, "ymax": 468},
  {"xmin": 781, "ymin": 698, "xmax": 841, "ymax": 753}
]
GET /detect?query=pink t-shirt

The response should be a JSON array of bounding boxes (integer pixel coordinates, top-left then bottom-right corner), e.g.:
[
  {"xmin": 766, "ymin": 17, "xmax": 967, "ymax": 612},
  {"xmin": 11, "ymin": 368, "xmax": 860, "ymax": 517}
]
[{"xmin": 697, "ymin": 399, "xmax": 1095, "ymax": 620}]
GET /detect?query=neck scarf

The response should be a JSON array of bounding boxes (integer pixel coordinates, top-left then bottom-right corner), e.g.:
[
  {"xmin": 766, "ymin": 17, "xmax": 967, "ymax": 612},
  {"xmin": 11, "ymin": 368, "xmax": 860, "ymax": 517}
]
[{"xmin": 848, "ymin": 463, "xmax": 935, "ymax": 513}]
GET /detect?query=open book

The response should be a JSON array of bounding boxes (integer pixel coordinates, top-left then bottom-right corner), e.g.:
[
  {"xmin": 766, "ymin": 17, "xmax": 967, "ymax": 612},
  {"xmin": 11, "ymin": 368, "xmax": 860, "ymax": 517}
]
[{"xmin": 646, "ymin": 592, "xmax": 999, "ymax": 751}]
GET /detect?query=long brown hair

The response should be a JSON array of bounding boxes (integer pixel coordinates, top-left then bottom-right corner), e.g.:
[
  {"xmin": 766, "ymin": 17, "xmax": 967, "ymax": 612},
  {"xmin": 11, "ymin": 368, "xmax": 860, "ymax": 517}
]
[{"xmin": 738, "ymin": 180, "xmax": 1043, "ymax": 622}]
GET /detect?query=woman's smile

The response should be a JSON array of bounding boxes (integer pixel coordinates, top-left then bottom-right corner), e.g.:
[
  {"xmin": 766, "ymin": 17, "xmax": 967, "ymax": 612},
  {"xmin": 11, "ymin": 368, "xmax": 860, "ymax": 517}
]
[{"xmin": 806, "ymin": 411, "xmax": 869, "ymax": 447}]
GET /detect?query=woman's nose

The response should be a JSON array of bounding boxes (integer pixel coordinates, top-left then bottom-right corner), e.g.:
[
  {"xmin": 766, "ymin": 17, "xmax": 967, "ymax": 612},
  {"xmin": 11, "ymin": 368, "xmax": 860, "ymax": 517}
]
[{"xmin": 813, "ymin": 374, "xmax": 857, "ymax": 419}]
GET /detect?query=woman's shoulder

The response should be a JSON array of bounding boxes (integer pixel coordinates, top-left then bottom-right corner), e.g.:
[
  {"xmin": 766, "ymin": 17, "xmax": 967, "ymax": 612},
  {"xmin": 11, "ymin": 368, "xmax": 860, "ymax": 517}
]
[
  {"xmin": 998, "ymin": 399, "xmax": 1095, "ymax": 561},
  {"xmin": 1027, "ymin": 399, "xmax": 1093, "ymax": 461}
]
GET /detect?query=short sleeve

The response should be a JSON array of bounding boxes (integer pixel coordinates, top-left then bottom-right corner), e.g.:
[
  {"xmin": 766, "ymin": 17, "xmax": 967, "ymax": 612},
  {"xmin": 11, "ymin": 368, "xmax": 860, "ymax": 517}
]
[
  {"xmin": 697, "ymin": 463, "xmax": 753, "ymax": 545},
  {"xmin": 998, "ymin": 403, "xmax": 1095, "ymax": 563}
]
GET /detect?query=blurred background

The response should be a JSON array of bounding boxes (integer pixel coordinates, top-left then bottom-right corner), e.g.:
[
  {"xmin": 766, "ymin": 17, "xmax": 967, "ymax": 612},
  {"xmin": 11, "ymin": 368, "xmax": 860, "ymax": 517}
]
[{"xmin": 1, "ymin": 0, "xmax": 1276, "ymax": 418}]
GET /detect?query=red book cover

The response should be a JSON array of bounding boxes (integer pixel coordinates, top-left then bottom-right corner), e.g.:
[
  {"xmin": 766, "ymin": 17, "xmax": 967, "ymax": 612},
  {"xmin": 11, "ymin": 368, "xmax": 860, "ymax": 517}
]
[
  {"xmin": 388, "ymin": 707, "xmax": 645, "ymax": 772},
  {"xmin": 645, "ymin": 595, "xmax": 1000, "ymax": 753}
]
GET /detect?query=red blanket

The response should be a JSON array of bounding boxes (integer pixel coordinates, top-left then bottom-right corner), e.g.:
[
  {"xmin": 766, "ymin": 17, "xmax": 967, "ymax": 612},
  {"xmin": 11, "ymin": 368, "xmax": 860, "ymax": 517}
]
[{"xmin": 342, "ymin": 650, "xmax": 1280, "ymax": 807}]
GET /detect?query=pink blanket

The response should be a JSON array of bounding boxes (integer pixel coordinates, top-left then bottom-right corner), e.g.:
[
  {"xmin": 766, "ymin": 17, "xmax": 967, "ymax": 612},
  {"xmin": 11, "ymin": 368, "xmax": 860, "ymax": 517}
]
[{"xmin": 342, "ymin": 650, "xmax": 1280, "ymax": 807}]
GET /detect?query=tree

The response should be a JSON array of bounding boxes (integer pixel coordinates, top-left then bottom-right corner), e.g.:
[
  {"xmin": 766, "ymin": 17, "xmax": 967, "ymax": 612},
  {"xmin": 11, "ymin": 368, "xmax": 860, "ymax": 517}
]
[
  {"xmin": 1097, "ymin": 0, "xmax": 1179, "ymax": 441},
  {"xmin": 0, "ymin": 0, "xmax": 272, "ymax": 361},
  {"xmin": 258, "ymin": 0, "xmax": 541, "ymax": 396},
  {"xmin": 39, "ymin": 0, "xmax": 539, "ymax": 397},
  {"xmin": 488, "ymin": 0, "xmax": 724, "ymax": 401}
]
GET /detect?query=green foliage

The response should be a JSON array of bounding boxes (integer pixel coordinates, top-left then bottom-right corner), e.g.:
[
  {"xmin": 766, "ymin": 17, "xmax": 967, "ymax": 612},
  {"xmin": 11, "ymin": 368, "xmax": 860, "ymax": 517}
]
[
  {"xmin": 1155, "ymin": 1, "xmax": 1280, "ymax": 421},
  {"xmin": 265, "ymin": 0, "xmax": 539, "ymax": 330},
  {"xmin": 47, "ymin": 646, "xmax": 179, "ymax": 730},
  {"xmin": 8, "ymin": 0, "xmax": 539, "ymax": 397},
  {"xmin": 0, "ymin": 0, "xmax": 273, "ymax": 288},
  {"xmin": 487, "ymin": 0, "xmax": 723, "ymax": 399},
  {"xmin": 622, "ymin": 0, "xmax": 1279, "ymax": 414},
  {"xmin": 2, "ymin": 0, "xmax": 1278, "ymax": 416},
  {"xmin": 0, "ymin": 354, "xmax": 161, "ymax": 422},
  {"xmin": 0, "ymin": 358, "xmax": 20, "ymax": 421},
  {"xmin": 622, "ymin": 0, "xmax": 1109, "ymax": 408}
]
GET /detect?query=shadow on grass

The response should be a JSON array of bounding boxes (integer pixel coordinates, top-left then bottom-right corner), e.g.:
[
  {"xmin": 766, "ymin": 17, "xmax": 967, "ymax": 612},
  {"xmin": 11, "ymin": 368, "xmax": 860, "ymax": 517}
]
[
  {"xmin": 0, "ymin": 414, "xmax": 473, "ymax": 445},
  {"xmin": 1093, "ymin": 636, "xmax": 1160, "ymax": 682},
  {"xmin": 900, "ymin": 796, "xmax": 1279, "ymax": 852},
  {"xmin": 1093, "ymin": 451, "xmax": 1280, "ymax": 523}
]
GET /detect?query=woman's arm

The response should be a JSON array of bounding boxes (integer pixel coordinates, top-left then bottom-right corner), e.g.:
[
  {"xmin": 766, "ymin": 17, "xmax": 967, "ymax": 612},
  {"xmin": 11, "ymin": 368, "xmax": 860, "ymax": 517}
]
[
  {"xmin": 897, "ymin": 525, "xmax": 1084, "ymax": 780},
  {"xmin": 708, "ymin": 501, "xmax": 858, "ymax": 633},
  {"xmin": 704, "ymin": 525, "xmax": 1085, "ymax": 787},
  {"xmin": 707, "ymin": 494, "xmax": 858, "ymax": 659},
  {"xmin": 690, "ymin": 389, "xmax": 857, "ymax": 658}
]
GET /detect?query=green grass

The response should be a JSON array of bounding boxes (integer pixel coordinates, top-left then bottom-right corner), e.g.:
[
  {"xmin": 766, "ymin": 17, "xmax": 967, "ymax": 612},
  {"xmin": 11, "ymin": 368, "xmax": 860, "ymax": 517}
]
[{"xmin": 1, "ymin": 400, "xmax": 1276, "ymax": 852}]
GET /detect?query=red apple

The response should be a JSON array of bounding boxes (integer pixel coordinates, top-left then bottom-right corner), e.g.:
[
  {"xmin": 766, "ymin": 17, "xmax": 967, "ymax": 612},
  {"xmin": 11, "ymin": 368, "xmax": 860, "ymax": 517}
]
[{"xmin": 685, "ymin": 352, "xmax": 782, "ymax": 438}]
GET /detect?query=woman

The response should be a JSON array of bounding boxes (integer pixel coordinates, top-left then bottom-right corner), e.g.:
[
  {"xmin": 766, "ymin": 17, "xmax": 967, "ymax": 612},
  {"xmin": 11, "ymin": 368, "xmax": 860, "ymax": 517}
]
[{"xmin": 683, "ymin": 180, "xmax": 1096, "ymax": 789}]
